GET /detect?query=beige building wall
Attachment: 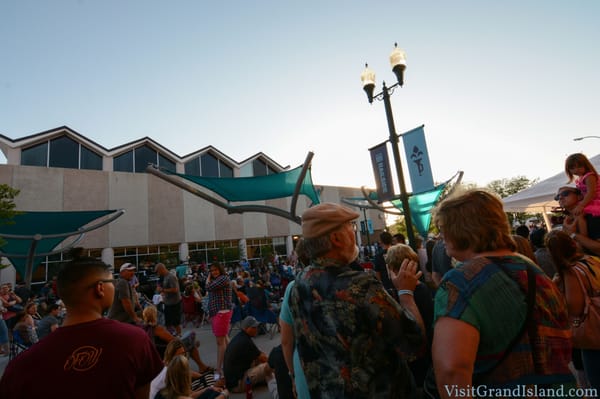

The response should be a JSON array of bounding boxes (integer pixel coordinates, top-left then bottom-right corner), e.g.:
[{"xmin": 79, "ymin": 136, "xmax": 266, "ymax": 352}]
[{"xmin": 0, "ymin": 165, "xmax": 387, "ymax": 260}]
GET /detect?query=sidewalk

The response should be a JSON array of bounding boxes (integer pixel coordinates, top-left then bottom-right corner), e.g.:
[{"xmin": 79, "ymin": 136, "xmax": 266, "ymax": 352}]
[{"xmin": 0, "ymin": 321, "xmax": 281, "ymax": 399}]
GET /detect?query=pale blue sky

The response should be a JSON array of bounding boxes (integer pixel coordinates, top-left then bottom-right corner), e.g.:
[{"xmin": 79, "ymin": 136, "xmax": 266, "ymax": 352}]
[{"xmin": 1, "ymin": 1, "xmax": 599, "ymax": 190}]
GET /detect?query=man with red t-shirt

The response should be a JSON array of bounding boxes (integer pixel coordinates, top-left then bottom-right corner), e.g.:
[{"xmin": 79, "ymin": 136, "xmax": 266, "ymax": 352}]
[{"xmin": 0, "ymin": 249, "xmax": 163, "ymax": 399}]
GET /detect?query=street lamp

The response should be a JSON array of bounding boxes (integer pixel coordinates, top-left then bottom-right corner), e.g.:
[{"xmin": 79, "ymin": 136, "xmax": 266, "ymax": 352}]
[
  {"xmin": 573, "ymin": 136, "xmax": 600, "ymax": 141},
  {"xmin": 361, "ymin": 43, "xmax": 416, "ymax": 251}
]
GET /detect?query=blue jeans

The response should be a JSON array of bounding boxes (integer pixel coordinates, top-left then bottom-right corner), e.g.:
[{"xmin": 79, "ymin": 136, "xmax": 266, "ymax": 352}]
[
  {"xmin": 581, "ymin": 349, "xmax": 600, "ymax": 390},
  {"xmin": 0, "ymin": 318, "xmax": 8, "ymax": 345}
]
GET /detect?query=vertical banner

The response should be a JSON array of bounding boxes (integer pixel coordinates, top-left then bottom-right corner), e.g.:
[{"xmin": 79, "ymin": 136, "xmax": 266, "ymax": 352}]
[
  {"xmin": 401, "ymin": 125, "xmax": 434, "ymax": 194},
  {"xmin": 369, "ymin": 143, "xmax": 395, "ymax": 202}
]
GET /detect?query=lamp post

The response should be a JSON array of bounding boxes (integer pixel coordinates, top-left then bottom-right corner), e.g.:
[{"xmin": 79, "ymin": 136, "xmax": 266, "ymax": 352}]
[
  {"xmin": 573, "ymin": 136, "xmax": 600, "ymax": 141},
  {"xmin": 361, "ymin": 205, "xmax": 372, "ymax": 257},
  {"xmin": 361, "ymin": 43, "xmax": 416, "ymax": 251}
]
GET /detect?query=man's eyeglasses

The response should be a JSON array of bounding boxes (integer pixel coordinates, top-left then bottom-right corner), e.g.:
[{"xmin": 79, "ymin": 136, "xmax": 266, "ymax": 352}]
[{"xmin": 554, "ymin": 191, "xmax": 575, "ymax": 201}]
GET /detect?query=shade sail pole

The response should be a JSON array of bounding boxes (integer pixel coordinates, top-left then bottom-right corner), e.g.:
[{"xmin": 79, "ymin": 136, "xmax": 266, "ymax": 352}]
[{"xmin": 23, "ymin": 235, "xmax": 41, "ymax": 290}]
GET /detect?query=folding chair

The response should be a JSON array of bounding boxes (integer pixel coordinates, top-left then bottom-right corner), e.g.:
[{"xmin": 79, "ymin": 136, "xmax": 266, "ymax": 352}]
[
  {"xmin": 245, "ymin": 286, "xmax": 280, "ymax": 339},
  {"xmin": 9, "ymin": 329, "xmax": 29, "ymax": 361}
]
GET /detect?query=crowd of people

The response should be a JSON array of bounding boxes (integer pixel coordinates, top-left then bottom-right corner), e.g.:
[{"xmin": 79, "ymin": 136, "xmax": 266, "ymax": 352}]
[{"xmin": 1, "ymin": 152, "xmax": 600, "ymax": 398}]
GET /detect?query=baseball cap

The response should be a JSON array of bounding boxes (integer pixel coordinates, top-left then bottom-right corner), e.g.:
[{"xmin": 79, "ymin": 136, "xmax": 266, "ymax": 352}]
[
  {"xmin": 240, "ymin": 316, "xmax": 260, "ymax": 329},
  {"xmin": 119, "ymin": 263, "xmax": 136, "ymax": 272}
]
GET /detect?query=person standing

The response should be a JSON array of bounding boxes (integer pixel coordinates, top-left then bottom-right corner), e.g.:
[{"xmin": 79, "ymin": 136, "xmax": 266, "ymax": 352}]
[
  {"xmin": 546, "ymin": 230, "xmax": 600, "ymax": 391},
  {"xmin": 108, "ymin": 263, "xmax": 142, "ymax": 324},
  {"xmin": 0, "ymin": 248, "xmax": 163, "ymax": 399},
  {"xmin": 205, "ymin": 262, "xmax": 233, "ymax": 379},
  {"xmin": 289, "ymin": 203, "xmax": 424, "ymax": 398},
  {"xmin": 431, "ymin": 189, "xmax": 574, "ymax": 397},
  {"xmin": 155, "ymin": 262, "xmax": 183, "ymax": 336},
  {"xmin": 372, "ymin": 231, "xmax": 395, "ymax": 298}
]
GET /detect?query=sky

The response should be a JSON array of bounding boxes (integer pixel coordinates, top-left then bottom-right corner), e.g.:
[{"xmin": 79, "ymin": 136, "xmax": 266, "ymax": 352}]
[{"xmin": 1, "ymin": 0, "xmax": 599, "ymax": 192}]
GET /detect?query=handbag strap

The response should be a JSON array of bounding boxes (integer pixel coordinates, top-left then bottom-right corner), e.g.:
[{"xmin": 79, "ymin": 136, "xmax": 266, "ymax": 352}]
[
  {"xmin": 571, "ymin": 264, "xmax": 593, "ymax": 320},
  {"xmin": 475, "ymin": 261, "xmax": 537, "ymax": 381}
]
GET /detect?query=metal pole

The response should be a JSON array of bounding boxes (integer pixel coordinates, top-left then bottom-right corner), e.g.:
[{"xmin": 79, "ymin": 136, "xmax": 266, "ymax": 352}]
[
  {"xmin": 362, "ymin": 207, "xmax": 371, "ymax": 256},
  {"xmin": 381, "ymin": 82, "xmax": 416, "ymax": 251}
]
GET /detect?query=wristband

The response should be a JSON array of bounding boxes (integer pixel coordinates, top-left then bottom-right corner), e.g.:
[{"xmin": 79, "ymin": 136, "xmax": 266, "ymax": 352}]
[
  {"xmin": 570, "ymin": 232, "xmax": 577, "ymax": 240},
  {"xmin": 397, "ymin": 289, "xmax": 414, "ymax": 297},
  {"xmin": 288, "ymin": 371, "xmax": 295, "ymax": 379}
]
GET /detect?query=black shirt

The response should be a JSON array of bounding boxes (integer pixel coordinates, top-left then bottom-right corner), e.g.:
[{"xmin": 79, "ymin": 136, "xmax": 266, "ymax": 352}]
[{"xmin": 223, "ymin": 330, "xmax": 261, "ymax": 389}]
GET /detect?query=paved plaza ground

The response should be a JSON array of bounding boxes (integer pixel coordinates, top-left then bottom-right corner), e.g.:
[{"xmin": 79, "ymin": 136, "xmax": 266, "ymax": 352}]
[{"xmin": 0, "ymin": 320, "xmax": 281, "ymax": 399}]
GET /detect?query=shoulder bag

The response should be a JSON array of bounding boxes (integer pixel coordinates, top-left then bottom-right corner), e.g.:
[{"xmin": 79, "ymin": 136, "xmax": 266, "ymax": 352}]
[
  {"xmin": 570, "ymin": 262, "xmax": 600, "ymax": 349},
  {"xmin": 423, "ymin": 261, "xmax": 536, "ymax": 399}
]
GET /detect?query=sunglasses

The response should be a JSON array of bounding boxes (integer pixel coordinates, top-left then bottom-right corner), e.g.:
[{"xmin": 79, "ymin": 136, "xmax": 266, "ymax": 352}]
[{"xmin": 554, "ymin": 190, "xmax": 575, "ymax": 201}]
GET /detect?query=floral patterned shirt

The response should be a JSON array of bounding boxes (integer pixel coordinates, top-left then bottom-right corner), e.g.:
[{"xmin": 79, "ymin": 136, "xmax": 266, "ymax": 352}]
[{"xmin": 289, "ymin": 258, "xmax": 422, "ymax": 399}]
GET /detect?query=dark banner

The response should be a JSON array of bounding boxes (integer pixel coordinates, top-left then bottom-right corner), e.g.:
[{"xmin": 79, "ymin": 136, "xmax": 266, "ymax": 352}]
[{"xmin": 369, "ymin": 143, "xmax": 395, "ymax": 202}]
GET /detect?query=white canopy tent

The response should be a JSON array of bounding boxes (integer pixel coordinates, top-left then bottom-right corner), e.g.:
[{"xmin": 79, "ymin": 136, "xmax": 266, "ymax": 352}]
[{"xmin": 502, "ymin": 153, "xmax": 600, "ymax": 226}]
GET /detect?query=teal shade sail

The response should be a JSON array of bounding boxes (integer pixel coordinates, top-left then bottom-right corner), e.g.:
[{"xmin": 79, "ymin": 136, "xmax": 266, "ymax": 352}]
[
  {"xmin": 0, "ymin": 210, "xmax": 119, "ymax": 278},
  {"xmin": 166, "ymin": 164, "xmax": 320, "ymax": 205},
  {"xmin": 391, "ymin": 184, "xmax": 446, "ymax": 238}
]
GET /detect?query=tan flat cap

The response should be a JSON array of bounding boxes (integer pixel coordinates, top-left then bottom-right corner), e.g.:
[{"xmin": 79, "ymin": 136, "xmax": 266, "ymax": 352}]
[{"xmin": 302, "ymin": 203, "xmax": 359, "ymax": 238}]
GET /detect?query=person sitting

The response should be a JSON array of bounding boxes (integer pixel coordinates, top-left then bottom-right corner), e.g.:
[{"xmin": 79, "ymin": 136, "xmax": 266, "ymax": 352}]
[
  {"xmin": 142, "ymin": 305, "xmax": 212, "ymax": 374},
  {"xmin": 223, "ymin": 316, "xmax": 273, "ymax": 393},
  {"xmin": 36, "ymin": 303, "xmax": 61, "ymax": 340},
  {"xmin": 13, "ymin": 311, "xmax": 38, "ymax": 347},
  {"xmin": 182, "ymin": 284, "xmax": 202, "ymax": 328},
  {"xmin": 156, "ymin": 355, "xmax": 223, "ymax": 399},
  {"xmin": 151, "ymin": 340, "xmax": 228, "ymax": 399},
  {"xmin": 267, "ymin": 344, "xmax": 294, "ymax": 399},
  {"xmin": 0, "ymin": 283, "xmax": 23, "ymax": 313},
  {"xmin": 24, "ymin": 302, "xmax": 42, "ymax": 326}
]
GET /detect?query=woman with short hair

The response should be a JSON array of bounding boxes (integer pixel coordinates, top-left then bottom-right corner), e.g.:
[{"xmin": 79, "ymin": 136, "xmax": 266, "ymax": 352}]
[{"xmin": 430, "ymin": 189, "xmax": 574, "ymax": 396}]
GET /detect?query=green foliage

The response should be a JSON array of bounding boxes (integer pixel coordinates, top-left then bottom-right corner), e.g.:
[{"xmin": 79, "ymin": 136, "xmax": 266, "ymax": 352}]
[
  {"xmin": 485, "ymin": 176, "xmax": 539, "ymax": 228},
  {"xmin": 485, "ymin": 176, "xmax": 538, "ymax": 199},
  {"xmin": 0, "ymin": 184, "xmax": 19, "ymax": 218},
  {"xmin": 0, "ymin": 184, "xmax": 20, "ymax": 250}
]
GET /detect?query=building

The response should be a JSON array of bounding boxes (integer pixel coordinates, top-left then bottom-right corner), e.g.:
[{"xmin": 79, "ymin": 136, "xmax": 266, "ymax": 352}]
[{"xmin": 0, "ymin": 126, "xmax": 385, "ymax": 285}]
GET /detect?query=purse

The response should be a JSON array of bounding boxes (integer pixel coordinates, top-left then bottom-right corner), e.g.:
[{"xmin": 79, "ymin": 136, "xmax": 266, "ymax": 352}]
[{"xmin": 570, "ymin": 263, "xmax": 600, "ymax": 349}]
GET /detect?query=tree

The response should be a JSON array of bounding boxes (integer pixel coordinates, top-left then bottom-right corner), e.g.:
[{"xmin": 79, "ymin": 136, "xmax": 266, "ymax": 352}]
[
  {"xmin": 485, "ymin": 176, "xmax": 539, "ymax": 228},
  {"xmin": 485, "ymin": 176, "xmax": 538, "ymax": 199},
  {"xmin": 0, "ymin": 184, "xmax": 20, "ymax": 267}
]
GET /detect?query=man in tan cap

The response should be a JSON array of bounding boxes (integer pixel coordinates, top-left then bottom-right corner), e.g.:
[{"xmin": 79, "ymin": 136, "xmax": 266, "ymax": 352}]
[{"xmin": 288, "ymin": 202, "xmax": 425, "ymax": 398}]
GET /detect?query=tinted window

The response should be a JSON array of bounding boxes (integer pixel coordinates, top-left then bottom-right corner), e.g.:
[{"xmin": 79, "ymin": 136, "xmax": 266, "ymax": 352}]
[
  {"xmin": 21, "ymin": 142, "xmax": 48, "ymax": 166},
  {"xmin": 184, "ymin": 158, "xmax": 200, "ymax": 176},
  {"xmin": 114, "ymin": 151, "xmax": 133, "ymax": 172},
  {"xmin": 81, "ymin": 146, "xmax": 103, "ymax": 170},
  {"xmin": 253, "ymin": 159, "xmax": 267, "ymax": 176},
  {"xmin": 135, "ymin": 145, "xmax": 157, "ymax": 173},
  {"xmin": 158, "ymin": 153, "xmax": 176, "ymax": 173},
  {"xmin": 49, "ymin": 136, "xmax": 79, "ymax": 168},
  {"xmin": 201, "ymin": 153, "xmax": 219, "ymax": 177},
  {"xmin": 219, "ymin": 162, "xmax": 233, "ymax": 178}
]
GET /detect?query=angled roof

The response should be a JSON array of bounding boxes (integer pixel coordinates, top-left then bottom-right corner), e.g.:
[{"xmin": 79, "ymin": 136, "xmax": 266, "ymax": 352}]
[{"xmin": 0, "ymin": 125, "xmax": 290, "ymax": 172}]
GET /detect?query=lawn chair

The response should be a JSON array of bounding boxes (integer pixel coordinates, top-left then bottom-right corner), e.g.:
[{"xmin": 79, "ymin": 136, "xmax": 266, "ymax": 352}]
[
  {"xmin": 9, "ymin": 329, "xmax": 29, "ymax": 361},
  {"xmin": 244, "ymin": 286, "xmax": 279, "ymax": 339}
]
